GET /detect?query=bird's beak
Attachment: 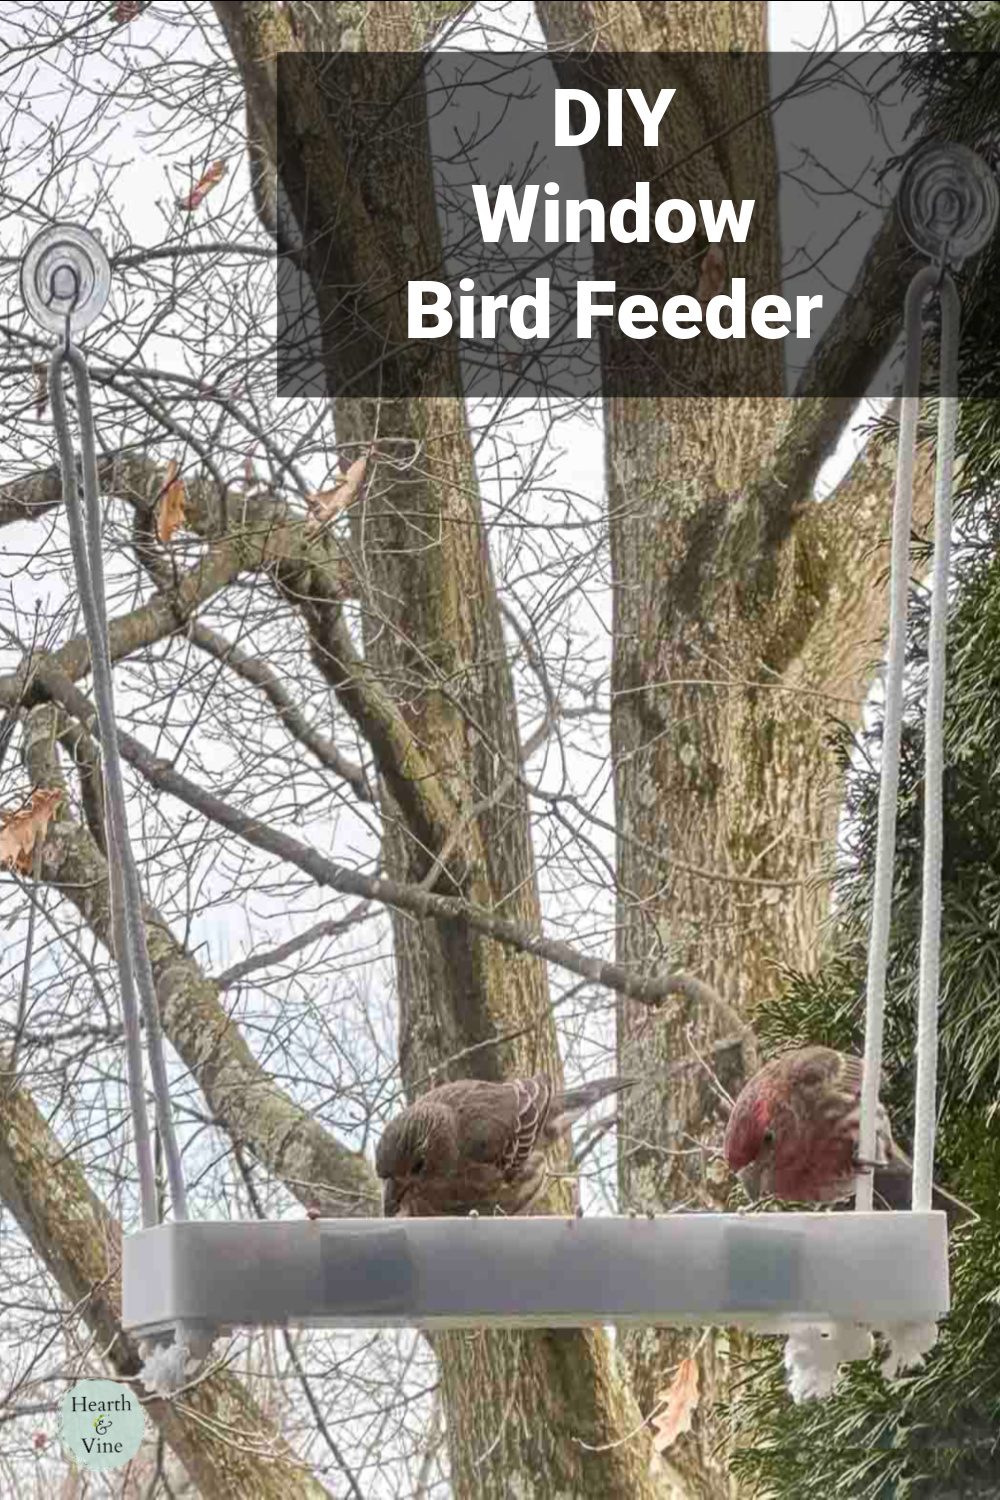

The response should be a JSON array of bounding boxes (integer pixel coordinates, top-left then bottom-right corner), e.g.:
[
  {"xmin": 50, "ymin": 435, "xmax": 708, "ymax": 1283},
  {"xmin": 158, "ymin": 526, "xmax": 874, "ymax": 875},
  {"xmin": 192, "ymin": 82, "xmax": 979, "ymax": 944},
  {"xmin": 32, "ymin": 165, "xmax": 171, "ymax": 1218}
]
[{"xmin": 737, "ymin": 1163, "xmax": 763, "ymax": 1201}]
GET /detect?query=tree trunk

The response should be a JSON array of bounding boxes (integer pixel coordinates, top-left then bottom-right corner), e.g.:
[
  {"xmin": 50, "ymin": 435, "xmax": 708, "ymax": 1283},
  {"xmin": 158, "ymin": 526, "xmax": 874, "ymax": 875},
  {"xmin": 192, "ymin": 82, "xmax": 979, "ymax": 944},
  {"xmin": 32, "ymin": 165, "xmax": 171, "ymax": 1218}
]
[
  {"xmin": 211, "ymin": 4, "xmax": 672, "ymax": 1495},
  {"xmin": 535, "ymin": 5, "xmax": 940, "ymax": 1495}
]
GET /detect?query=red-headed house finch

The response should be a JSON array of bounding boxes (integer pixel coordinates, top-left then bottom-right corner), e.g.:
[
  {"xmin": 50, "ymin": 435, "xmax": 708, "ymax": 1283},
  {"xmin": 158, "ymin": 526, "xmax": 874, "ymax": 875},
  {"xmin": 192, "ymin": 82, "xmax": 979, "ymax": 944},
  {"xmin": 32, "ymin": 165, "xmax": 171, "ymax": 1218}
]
[
  {"xmin": 723, "ymin": 1046, "xmax": 974, "ymax": 1229},
  {"xmin": 376, "ymin": 1072, "xmax": 637, "ymax": 1218}
]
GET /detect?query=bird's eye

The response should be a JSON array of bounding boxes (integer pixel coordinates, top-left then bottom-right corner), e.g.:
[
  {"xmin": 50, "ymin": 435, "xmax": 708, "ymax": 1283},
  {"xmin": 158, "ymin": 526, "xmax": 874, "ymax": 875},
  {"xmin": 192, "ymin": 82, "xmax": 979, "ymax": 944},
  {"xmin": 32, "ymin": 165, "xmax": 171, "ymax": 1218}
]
[
  {"xmin": 761, "ymin": 1128, "xmax": 775, "ymax": 1147},
  {"xmin": 412, "ymin": 1156, "xmax": 426, "ymax": 1176}
]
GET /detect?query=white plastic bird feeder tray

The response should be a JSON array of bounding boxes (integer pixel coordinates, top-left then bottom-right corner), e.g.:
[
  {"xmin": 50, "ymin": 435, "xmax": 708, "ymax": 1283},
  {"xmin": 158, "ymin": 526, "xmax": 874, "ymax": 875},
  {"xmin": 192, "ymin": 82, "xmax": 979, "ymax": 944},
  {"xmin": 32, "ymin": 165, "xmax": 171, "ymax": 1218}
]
[{"xmin": 122, "ymin": 1211, "xmax": 948, "ymax": 1341}]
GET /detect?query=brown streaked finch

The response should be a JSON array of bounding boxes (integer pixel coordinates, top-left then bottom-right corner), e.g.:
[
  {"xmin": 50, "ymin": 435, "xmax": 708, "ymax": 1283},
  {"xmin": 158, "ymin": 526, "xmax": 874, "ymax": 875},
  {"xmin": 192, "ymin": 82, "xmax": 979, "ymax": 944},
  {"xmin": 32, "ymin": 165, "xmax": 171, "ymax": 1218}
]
[
  {"xmin": 376, "ymin": 1072, "xmax": 637, "ymax": 1218},
  {"xmin": 723, "ymin": 1046, "xmax": 975, "ymax": 1229}
]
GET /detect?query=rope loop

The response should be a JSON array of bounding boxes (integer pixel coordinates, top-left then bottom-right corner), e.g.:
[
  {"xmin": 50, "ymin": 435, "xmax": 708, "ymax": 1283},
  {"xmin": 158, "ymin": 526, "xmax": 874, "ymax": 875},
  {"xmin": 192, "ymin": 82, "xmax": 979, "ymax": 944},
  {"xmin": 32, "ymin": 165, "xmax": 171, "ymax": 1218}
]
[
  {"xmin": 48, "ymin": 337, "xmax": 188, "ymax": 1227},
  {"xmin": 855, "ymin": 267, "xmax": 960, "ymax": 1214}
]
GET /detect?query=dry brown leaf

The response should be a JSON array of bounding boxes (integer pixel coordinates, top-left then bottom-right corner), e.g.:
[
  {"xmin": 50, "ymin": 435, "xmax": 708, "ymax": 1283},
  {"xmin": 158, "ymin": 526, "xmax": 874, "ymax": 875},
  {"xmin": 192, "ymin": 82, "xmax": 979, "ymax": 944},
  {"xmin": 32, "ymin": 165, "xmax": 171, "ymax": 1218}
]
[
  {"xmin": 695, "ymin": 244, "xmax": 726, "ymax": 305},
  {"xmin": 0, "ymin": 788, "xmax": 63, "ymax": 874},
  {"xmin": 650, "ymin": 1356, "xmax": 700, "ymax": 1453},
  {"xmin": 156, "ymin": 459, "xmax": 185, "ymax": 543},
  {"xmin": 177, "ymin": 159, "xmax": 226, "ymax": 212},
  {"xmin": 305, "ymin": 453, "xmax": 368, "ymax": 535}
]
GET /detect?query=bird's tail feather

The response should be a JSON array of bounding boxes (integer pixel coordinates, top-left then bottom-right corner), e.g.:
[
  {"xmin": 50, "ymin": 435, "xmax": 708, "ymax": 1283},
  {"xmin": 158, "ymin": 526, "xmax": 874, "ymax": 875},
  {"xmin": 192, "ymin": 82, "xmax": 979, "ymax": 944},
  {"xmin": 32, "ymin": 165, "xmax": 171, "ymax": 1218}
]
[
  {"xmin": 554, "ymin": 1075, "xmax": 638, "ymax": 1120},
  {"xmin": 874, "ymin": 1148, "xmax": 977, "ymax": 1230}
]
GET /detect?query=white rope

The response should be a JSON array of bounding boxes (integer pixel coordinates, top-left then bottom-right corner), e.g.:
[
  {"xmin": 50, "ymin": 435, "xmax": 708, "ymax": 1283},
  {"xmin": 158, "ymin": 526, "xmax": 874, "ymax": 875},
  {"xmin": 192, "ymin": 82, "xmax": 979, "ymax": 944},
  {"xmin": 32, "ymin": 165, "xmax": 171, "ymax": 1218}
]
[
  {"xmin": 912, "ymin": 276, "xmax": 960, "ymax": 1209},
  {"xmin": 49, "ymin": 339, "xmax": 188, "ymax": 1227},
  {"xmin": 856, "ymin": 266, "xmax": 960, "ymax": 1214}
]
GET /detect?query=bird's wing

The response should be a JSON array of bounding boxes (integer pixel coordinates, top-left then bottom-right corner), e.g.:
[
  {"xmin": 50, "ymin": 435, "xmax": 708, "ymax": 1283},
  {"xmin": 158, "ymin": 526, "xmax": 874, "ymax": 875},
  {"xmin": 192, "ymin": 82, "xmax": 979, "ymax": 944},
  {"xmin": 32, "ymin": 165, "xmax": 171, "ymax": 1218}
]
[
  {"xmin": 834, "ymin": 1053, "xmax": 864, "ymax": 1096},
  {"xmin": 500, "ymin": 1075, "xmax": 553, "ymax": 1178},
  {"xmin": 782, "ymin": 1048, "xmax": 893, "ymax": 1165},
  {"xmin": 784, "ymin": 1047, "xmax": 861, "ymax": 1097},
  {"xmin": 834, "ymin": 1051, "xmax": 895, "ymax": 1164},
  {"xmin": 430, "ymin": 1078, "xmax": 552, "ymax": 1173}
]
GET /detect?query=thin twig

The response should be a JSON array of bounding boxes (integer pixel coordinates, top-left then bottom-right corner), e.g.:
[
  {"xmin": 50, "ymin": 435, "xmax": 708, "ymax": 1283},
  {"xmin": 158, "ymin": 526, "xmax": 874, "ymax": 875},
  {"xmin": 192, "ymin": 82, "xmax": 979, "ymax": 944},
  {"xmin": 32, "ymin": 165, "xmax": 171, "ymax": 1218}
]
[{"xmin": 215, "ymin": 899, "xmax": 373, "ymax": 989}]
